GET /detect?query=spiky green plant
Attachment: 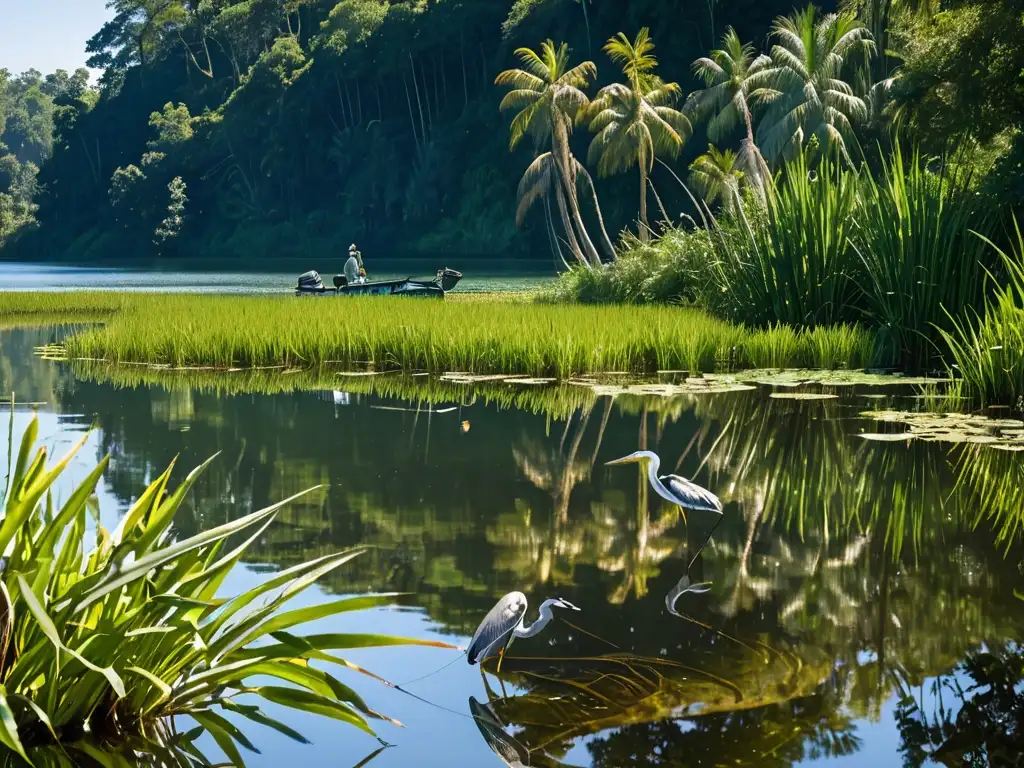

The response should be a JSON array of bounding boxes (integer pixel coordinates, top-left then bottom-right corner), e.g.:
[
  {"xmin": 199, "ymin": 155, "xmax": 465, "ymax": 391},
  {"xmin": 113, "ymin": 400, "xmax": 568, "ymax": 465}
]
[
  {"xmin": 711, "ymin": 152, "xmax": 862, "ymax": 327},
  {"xmin": 941, "ymin": 219, "xmax": 1024, "ymax": 407},
  {"xmin": 852, "ymin": 148, "xmax": 994, "ymax": 370},
  {"xmin": 0, "ymin": 417, "xmax": 454, "ymax": 766}
]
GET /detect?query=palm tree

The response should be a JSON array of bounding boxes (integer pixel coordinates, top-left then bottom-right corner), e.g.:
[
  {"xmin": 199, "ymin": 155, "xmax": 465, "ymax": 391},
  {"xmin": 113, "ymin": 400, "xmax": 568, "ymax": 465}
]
[
  {"xmin": 689, "ymin": 145, "xmax": 744, "ymax": 216},
  {"xmin": 496, "ymin": 40, "xmax": 613, "ymax": 267},
  {"xmin": 753, "ymin": 6, "xmax": 874, "ymax": 166},
  {"xmin": 688, "ymin": 28, "xmax": 772, "ymax": 199},
  {"xmin": 587, "ymin": 29, "xmax": 692, "ymax": 241}
]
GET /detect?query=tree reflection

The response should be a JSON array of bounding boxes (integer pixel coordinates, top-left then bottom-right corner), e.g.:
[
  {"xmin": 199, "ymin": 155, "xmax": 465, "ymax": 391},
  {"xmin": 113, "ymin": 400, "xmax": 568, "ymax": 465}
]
[{"xmin": 10, "ymin": 333, "xmax": 1022, "ymax": 767}]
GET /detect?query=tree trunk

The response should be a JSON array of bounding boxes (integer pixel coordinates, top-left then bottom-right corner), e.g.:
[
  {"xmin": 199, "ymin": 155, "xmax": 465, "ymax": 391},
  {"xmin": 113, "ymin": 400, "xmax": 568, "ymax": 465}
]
[
  {"xmin": 639, "ymin": 163, "xmax": 650, "ymax": 242},
  {"xmin": 410, "ymin": 54, "xmax": 429, "ymax": 145},
  {"xmin": 545, "ymin": 196, "xmax": 572, "ymax": 270},
  {"xmin": 552, "ymin": 136, "xmax": 601, "ymax": 266},
  {"xmin": 555, "ymin": 186, "xmax": 587, "ymax": 266},
  {"xmin": 403, "ymin": 72, "xmax": 420, "ymax": 152},
  {"xmin": 579, "ymin": 170, "xmax": 616, "ymax": 260},
  {"xmin": 460, "ymin": 34, "xmax": 469, "ymax": 108}
]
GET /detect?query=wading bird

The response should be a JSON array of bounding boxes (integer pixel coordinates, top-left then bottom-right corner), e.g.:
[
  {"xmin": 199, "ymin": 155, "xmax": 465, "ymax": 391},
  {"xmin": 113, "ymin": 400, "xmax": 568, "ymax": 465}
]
[
  {"xmin": 607, "ymin": 450, "xmax": 723, "ymax": 569},
  {"xmin": 468, "ymin": 593, "xmax": 580, "ymax": 672}
]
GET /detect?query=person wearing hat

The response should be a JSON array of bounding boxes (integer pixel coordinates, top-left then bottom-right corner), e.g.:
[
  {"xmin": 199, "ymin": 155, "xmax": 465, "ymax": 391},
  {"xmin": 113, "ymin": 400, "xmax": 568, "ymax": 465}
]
[{"xmin": 343, "ymin": 244, "xmax": 364, "ymax": 284}]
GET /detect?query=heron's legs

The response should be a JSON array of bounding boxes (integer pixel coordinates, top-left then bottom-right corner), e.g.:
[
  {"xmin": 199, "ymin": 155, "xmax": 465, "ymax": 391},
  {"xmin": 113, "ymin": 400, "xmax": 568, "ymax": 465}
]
[{"xmin": 496, "ymin": 647, "xmax": 505, "ymax": 674}]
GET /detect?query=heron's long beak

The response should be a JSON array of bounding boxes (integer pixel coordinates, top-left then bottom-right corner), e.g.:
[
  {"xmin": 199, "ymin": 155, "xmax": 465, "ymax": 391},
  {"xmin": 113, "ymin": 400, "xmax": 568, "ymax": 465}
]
[{"xmin": 605, "ymin": 455, "xmax": 641, "ymax": 466}]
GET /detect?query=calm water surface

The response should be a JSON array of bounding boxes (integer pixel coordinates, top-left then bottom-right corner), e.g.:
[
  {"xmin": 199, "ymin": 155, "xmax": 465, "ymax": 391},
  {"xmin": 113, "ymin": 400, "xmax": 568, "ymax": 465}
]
[
  {"xmin": 0, "ymin": 262, "xmax": 553, "ymax": 294},
  {"xmin": 2, "ymin": 326, "xmax": 1023, "ymax": 767}
]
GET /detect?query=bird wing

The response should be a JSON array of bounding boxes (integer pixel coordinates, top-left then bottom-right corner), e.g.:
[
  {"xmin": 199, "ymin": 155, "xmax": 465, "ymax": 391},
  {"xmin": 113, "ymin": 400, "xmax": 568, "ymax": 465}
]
[
  {"xmin": 468, "ymin": 592, "xmax": 528, "ymax": 664},
  {"xmin": 661, "ymin": 475, "xmax": 723, "ymax": 513}
]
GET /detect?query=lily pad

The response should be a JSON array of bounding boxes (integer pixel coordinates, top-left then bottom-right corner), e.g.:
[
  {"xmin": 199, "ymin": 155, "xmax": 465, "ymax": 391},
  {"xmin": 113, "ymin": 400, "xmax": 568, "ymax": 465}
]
[
  {"xmin": 857, "ymin": 432, "xmax": 917, "ymax": 442},
  {"xmin": 720, "ymin": 369, "xmax": 950, "ymax": 388},
  {"xmin": 769, "ymin": 393, "xmax": 840, "ymax": 401},
  {"xmin": 504, "ymin": 378, "xmax": 557, "ymax": 385},
  {"xmin": 860, "ymin": 410, "xmax": 1024, "ymax": 448}
]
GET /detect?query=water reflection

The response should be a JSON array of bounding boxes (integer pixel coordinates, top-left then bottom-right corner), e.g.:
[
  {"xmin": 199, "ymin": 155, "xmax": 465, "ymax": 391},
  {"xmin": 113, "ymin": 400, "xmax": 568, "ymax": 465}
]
[{"xmin": 5, "ymin": 326, "xmax": 1024, "ymax": 767}]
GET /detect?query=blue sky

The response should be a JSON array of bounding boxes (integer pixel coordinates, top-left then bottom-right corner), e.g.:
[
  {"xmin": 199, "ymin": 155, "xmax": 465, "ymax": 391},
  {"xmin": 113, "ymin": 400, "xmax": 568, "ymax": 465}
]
[{"xmin": 2, "ymin": 0, "xmax": 112, "ymax": 76}]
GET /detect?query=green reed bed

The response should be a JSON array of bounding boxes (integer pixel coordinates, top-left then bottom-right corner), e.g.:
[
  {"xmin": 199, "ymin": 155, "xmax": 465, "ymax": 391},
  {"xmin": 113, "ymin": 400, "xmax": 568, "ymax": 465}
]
[
  {"xmin": 54, "ymin": 293, "xmax": 878, "ymax": 377},
  {"xmin": 943, "ymin": 221, "xmax": 1024, "ymax": 408},
  {"xmin": 0, "ymin": 291, "xmax": 128, "ymax": 319}
]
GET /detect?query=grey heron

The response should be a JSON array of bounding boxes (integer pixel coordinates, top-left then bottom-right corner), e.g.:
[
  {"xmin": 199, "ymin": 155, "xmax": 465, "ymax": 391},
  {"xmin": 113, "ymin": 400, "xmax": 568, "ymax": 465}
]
[
  {"xmin": 467, "ymin": 592, "xmax": 580, "ymax": 672},
  {"xmin": 607, "ymin": 450, "xmax": 723, "ymax": 570}
]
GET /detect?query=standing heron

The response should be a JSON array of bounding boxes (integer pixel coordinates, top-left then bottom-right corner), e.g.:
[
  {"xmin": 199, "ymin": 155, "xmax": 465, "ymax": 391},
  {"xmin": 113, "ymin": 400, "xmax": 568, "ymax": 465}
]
[
  {"xmin": 607, "ymin": 450, "xmax": 723, "ymax": 570},
  {"xmin": 468, "ymin": 592, "xmax": 580, "ymax": 672}
]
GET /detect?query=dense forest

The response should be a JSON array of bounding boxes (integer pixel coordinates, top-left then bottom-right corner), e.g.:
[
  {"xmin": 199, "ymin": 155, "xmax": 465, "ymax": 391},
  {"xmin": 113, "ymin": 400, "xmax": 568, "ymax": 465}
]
[{"xmin": 0, "ymin": 0, "xmax": 1022, "ymax": 263}]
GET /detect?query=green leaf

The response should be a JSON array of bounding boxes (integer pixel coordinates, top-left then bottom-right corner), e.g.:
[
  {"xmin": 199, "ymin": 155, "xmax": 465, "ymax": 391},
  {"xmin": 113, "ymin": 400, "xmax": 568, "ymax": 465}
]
[
  {"xmin": 192, "ymin": 710, "xmax": 249, "ymax": 766},
  {"xmin": 62, "ymin": 485, "xmax": 322, "ymax": 615},
  {"xmin": 220, "ymin": 699, "xmax": 310, "ymax": 744},
  {"xmin": 254, "ymin": 686, "xmax": 374, "ymax": 735},
  {"xmin": 16, "ymin": 574, "xmax": 126, "ymax": 699},
  {"xmin": 0, "ymin": 686, "xmax": 31, "ymax": 766}
]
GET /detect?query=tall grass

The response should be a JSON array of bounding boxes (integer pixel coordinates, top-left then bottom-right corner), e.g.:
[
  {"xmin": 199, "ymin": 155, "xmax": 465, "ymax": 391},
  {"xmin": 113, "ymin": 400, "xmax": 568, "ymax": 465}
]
[
  {"xmin": 37, "ymin": 293, "xmax": 878, "ymax": 376},
  {"xmin": 854, "ymin": 149, "xmax": 994, "ymax": 370},
  {"xmin": 0, "ymin": 417, "xmax": 453, "ymax": 764},
  {"xmin": 942, "ymin": 220, "xmax": 1024, "ymax": 407},
  {"xmin": 706, "ymin": 154, "xmax": 862, "ymax": 327}
]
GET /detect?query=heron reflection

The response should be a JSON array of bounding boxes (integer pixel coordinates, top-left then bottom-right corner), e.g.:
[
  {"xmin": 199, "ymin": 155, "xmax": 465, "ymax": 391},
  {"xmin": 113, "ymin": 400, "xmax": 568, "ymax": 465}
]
[{"xmin": 469, "ymin": 697, "xmax": 573, "ymax": 767}]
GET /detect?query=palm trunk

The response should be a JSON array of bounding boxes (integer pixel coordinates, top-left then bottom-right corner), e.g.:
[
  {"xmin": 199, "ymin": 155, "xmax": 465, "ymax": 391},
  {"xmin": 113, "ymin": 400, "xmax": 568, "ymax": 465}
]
[
  {"xmin": 555, "ymin": 186, "xmax": 587, "ymax": 266},
  {"xmin": 639, "ymin": 163, "xmax": 650, "ymax": 242},
  {"xmin": 580, "ymin": 170, "xmax": 616, "ymax": 260},
  {"xmin": 552, "ymin": 138, "xmax": 601, "ymax": 266}
]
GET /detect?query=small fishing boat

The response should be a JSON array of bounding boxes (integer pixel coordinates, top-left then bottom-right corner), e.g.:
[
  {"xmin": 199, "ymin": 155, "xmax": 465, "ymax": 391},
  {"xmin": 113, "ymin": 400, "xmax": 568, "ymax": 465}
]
[{"xmin": 295, "ymin": 268, "xmax": 462, "ymax": 299}]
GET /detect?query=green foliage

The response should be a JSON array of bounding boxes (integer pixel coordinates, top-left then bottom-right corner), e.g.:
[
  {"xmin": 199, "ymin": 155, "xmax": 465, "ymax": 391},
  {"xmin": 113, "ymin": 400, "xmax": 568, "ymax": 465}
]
[
  {"xmin": 0, "ymin": 416, "xmax": 455, "ymax": 764},
  {"xmin": 587, "ymin": 29, "xmax": 690, "ymax": 239},
  {"xmin": 688, "ymin": 145, "xmax": 744, "ymax": 215},
  {"xmin": 714, "ymin": 152, "xmax": 862, "ymax": 326},
  {"xmin": 153, "ymin": 176, "xmax": 189, "ymax": 247},
  {"xmin": 853, "ymin": 147, "xmax": 994, "ymax": 369},
  {"xmin": 753, "ymin": 5, "xmax": 873, "ymax": 165},
  {"xmin": 942, "ymin": 219, "xmax": 1024, "ymax": 407}
]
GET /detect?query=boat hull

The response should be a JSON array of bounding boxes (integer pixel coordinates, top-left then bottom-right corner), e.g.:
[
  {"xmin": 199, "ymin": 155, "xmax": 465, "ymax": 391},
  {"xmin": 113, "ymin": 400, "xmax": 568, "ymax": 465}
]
[
  {"xmin": 296, "ymin": 278, "xmax": 446, "ymax": 299},
  {"xmin": 294, "ymin": 268, "xmax": 461, "ymax": 299}
]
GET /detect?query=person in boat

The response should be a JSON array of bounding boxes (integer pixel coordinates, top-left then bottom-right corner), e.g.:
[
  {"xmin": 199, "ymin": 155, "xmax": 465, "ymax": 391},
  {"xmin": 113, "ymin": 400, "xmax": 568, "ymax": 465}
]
[{"xmin": 344, "ymin": 244, "xmax": 365, "ymax": 285}]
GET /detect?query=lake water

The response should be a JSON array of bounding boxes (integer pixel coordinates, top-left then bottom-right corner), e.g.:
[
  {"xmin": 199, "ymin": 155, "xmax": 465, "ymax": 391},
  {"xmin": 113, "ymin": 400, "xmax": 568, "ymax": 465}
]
[
  {"xmin": 2, "ymin": 325, "xmax": 1023, "ymax": 767},
  {"xmin": 0, "ymin": 262, "xmax": 554, "ymax": 294}
]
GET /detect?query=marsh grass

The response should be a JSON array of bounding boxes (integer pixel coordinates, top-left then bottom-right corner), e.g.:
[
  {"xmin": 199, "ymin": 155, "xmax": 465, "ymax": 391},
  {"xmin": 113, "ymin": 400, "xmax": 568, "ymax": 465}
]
[
  {"xmin": 11, "ymin": 293, "xmax": 879, "ymax": 377},
  {"xmin": 854, "ymin": 150, "xmax": 994, "ymax": 370},
  {"xmin": 0, "ymin": 417, "xmax": 454, "ymax": 765},
  {"xmin": 942, "ymin": 220, "xmax": 1024, "ymax": 408}
]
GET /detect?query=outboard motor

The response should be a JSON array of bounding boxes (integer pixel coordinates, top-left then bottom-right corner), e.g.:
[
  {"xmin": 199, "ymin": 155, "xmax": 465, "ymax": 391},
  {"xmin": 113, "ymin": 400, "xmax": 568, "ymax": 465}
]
[
  {"xmin": 333, "ymin": 274, "xmax": 349, "ymax": 289},
  {"xmin": 434, "ymin": 267, "xmax": 463, "ymax": 293},
  {"xmin": 297, "ymin": 270, "xmax": 325, "ymax": 292}
]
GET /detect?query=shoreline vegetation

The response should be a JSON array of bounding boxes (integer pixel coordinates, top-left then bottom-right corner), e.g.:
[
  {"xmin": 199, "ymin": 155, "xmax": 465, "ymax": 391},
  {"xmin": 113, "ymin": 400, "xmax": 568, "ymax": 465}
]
[
  {"xmin": 0, "ymin": 417, "xmax": 455, "ymax": 763},
  {"xmin": 6, "ymin": 291, "xmax": 881, "ymax": 376}
]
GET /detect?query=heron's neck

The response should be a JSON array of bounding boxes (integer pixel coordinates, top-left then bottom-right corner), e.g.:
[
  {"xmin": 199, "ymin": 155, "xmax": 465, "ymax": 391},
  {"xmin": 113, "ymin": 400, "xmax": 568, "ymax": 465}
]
[
  {"xmin": 645, "ymin": 454, "xmax": 661, "ymax": 485},
  {"xmin": 514, "ymin": 601, "xmax": 556, "ymax": 639}
]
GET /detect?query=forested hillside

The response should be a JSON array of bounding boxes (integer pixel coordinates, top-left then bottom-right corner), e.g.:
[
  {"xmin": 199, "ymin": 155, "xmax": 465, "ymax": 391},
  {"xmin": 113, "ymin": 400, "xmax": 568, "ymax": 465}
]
[{"xmin": 1, "ymin": 0, "xmax": 1022, "ymax": 263}]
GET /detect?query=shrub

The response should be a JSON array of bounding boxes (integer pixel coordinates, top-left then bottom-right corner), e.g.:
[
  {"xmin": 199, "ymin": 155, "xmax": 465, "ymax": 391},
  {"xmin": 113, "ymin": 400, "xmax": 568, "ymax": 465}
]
[{"xmin": 0, "ymin": 417, "xmax": 453, "ymax": 765}]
